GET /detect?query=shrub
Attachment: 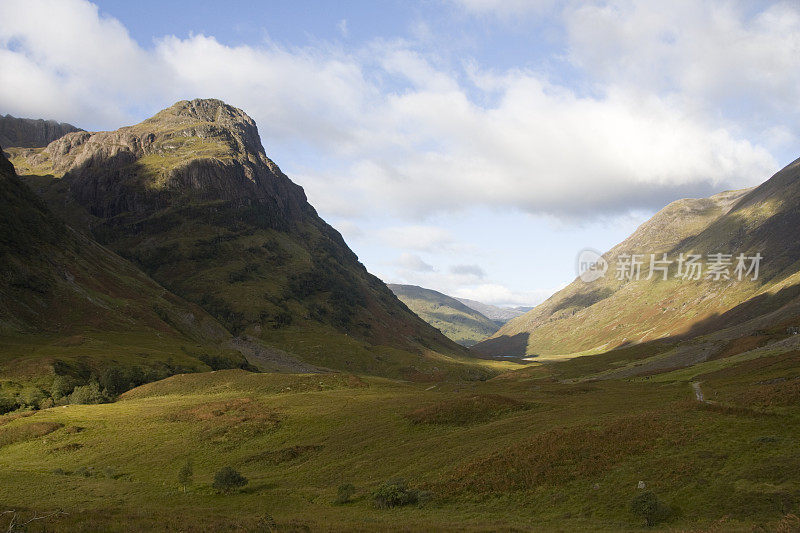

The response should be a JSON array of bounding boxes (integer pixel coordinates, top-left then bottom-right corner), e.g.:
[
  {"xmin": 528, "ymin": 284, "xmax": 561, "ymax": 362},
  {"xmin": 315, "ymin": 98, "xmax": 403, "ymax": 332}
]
[
  {"xmin": 334, "ymin": 483, "xmax": 356, "ymax": 505},
  {"xmin": 373, "ymin": 479, "xmax": 420, "ymax": 509},
  {"xmin": 630, "ymin": 491, "xmax": 672, "ymax": 526},
  {"xmin": 212, "ymin": 466, "xmax": 248, "ymax": 494},
  {"xmin": 178, "ymin": 460, "xmax": 193, "ymax": 492}
]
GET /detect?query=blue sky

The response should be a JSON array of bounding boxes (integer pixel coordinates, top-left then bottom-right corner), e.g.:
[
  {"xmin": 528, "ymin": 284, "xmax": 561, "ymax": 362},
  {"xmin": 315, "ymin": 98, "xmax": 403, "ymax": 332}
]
[{"xmin": 2, "ymin": 0, "xmax": 799, "ymax": 306}]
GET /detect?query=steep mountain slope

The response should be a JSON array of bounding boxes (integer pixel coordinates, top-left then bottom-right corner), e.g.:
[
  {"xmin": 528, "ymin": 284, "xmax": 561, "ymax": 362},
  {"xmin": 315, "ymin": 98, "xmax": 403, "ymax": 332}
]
[
  {"xmin": 455, "ymin": 298, "xmax": 532, "ymax": 325},
  {"xmin": 0, "ymin": 145, "xmax": 249, "ymax": 386},
  {"xmin": 388, "ymin": 284, "xmax": 499, "ymax": 346},
  {"xmin": 475, "ymin": 157, "xmax": 800, "ymax": 358},
  {"xmin": 0, "ymin": 114, "xmax": 82, "ymax": 148},
  {"xmin": 8, "ymin": 100, "xmax": 478, "ymax": 379}
]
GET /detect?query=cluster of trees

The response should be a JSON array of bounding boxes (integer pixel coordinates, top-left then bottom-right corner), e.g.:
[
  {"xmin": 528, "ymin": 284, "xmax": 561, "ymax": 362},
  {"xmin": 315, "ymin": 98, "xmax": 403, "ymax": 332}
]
[{"xmin": 0, "ymin": 363, "xmax": 189, "ymax": 414}]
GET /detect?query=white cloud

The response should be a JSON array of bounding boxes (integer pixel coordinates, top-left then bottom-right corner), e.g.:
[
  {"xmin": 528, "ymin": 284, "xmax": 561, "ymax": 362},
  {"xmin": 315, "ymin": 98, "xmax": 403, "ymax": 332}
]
[
  {"xmin": 564, "ymin": 0, "xmax": 800, "ymax": 125},
  {"xmin": 452, "ymin": 283, "xmax": 561, "ymax": 307},
  {"xmin": 396, "ymin": 253, "xmax": 435, "ymax": 272},
  {"xmin": 450, "ymin": 264, "xmax": 486, "ymax": 278},
  {"xmin": 0, "ymin": 0, "xmax": 785, "ymax": 222},
  {"xmin": 448, "ymin": 0, "xmax": 560, "ymax": 18},
  {"xmin": 375, "ymin": 225, "xmax": 457, "ymax": 252}
]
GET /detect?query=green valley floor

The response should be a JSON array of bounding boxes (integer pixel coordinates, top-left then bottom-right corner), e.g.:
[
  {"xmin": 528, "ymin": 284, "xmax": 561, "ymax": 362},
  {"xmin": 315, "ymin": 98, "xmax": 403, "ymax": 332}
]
[{"xmin": 0, "ymin": 343, "xmax": 798, "ymax": 532}]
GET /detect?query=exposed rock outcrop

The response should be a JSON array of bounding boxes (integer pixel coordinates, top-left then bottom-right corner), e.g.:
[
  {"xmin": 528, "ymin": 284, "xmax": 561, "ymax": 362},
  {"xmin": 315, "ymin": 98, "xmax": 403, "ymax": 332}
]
[{"xmin": 0, "ymin": 114, "xmax": 82, "ymax": 148}]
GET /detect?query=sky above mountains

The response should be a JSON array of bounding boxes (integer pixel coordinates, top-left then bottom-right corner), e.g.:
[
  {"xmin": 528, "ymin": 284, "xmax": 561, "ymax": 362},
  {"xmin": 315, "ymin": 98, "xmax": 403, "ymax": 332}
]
[{"xmin": 1, "ymin": 0, "xmax": 798, "ymax": 306}]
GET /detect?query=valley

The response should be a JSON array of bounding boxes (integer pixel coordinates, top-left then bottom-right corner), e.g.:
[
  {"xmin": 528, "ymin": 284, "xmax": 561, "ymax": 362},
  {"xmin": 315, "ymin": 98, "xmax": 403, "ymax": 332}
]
[{"xmin": 1, "ymin": 99, "xmax": 799, "ymax": 531}]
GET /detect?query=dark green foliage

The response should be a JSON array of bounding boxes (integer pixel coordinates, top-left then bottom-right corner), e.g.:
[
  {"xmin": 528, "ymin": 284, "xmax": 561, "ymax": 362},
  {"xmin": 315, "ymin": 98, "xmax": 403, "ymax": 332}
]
[
  {"xmin": 68, "ymin": 380, "xmax": 110, "ymax": 405},
  {"xmin": 133, "ymin": 245, "xmax": 183, "ymax": 274},
  {"xmin": 18, "ymin": 387, "xmax": 47, "ymax": 409},
  {"xmin": 212, "ymin": 466, "xmax": 248, "ymax": 494},
  {"xmin": 334, "ymin": 483, "xmax": 356, "ymax": 505},
  {"xmin": 630, "ymin": 491, "xmax": 672, "ymax": 526},
  {"xmin": 98, "ymin": 365, "xmax": 175, "ymax": 396},
  {"xmin": 227, "ymin": 263, "xmax": 262, "ymax": 283},
  {"xmin": 0, "ymin": 394, "xmax": 16, "ymax": 415},
  {"xmin": 178, "ymin": 460, "xmax": 193, "ymax": 492},
  {"xmin": 50, "ymin": 375, "xmax": 75, "ymax": 401},
  {"xmin": 373, "ymin": 478, "xmax": 420, "ymax": 509},
  {"xmin": 199, "ymin": 294, "xmax": 245, "ymax": 333}
]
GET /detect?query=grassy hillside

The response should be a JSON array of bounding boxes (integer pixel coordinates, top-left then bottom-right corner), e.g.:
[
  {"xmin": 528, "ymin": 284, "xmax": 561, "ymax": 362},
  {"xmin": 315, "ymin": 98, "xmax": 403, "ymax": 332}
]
[
  {"xmin": 6, "ymin": 100, "xmax": 482, "ymax": 381},
  {"xmin": 476, "ymin": 158, "xmax": 800, "ymax": 359},
  {"xmin": 0, "ymin": 332, "xmax": 797, "ymax": 531},
  {"xmin": 389, "ymin": 284, "xmax": 499, "ymax": 346}
]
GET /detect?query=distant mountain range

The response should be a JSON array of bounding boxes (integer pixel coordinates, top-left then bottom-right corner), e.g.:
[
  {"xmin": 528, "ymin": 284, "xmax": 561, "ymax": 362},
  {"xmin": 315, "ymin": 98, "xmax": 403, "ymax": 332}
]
[
  {"xmin": 1, "ymin": 100, "xmax": 487, "ymax": 386},
  {"xmin": 474, "ymin": 156, "xmax": 800, "ymax": 369},
  {"xmin": 388, "ymin": 284, "xmax": 500, "ymax": 346},
  {"xmin": 455, "ymin": 298, "xmax": 532, "ymax": 324}
]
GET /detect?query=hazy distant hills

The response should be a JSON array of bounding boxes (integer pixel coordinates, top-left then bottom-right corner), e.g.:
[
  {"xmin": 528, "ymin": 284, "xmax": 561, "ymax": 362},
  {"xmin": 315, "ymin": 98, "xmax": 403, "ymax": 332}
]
[
  {"xmin": 0, "ymin": 114, "xmax": 82, "ymax": 148},
  {"xmin": 3, "ymin": 99, "xmax": 485, "ymax": 382},
  {"xmin": 455, "ymin": 298, "xmax": 532, "ymax": 325},
  {"xmin": 388, "ymin": 284, "xmax": 500, "ymax": 346},
  {"xmin": 475, "ymin": 157, "xmax": 800, "ymax": 361}
]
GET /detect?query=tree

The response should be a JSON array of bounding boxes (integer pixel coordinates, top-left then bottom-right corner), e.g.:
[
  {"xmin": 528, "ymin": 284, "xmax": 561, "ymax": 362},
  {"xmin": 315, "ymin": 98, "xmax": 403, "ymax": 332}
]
[
  {"xmin": 178, "ymin": 460, "xmax": 193, "ymax": 492},
  {"xmin": 630, "ymin": 491, "xmax": 672, "ymax": 527},
  {"xmin": 212, "ymin": 467, "xmax": 247, "ymax": 494}
]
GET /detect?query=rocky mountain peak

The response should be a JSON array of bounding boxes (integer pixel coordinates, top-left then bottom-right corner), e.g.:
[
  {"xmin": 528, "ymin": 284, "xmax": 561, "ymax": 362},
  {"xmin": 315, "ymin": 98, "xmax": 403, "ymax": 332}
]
[{"xmin": 8, "ymin": 100, "xmax": 309, "ymax": 222}]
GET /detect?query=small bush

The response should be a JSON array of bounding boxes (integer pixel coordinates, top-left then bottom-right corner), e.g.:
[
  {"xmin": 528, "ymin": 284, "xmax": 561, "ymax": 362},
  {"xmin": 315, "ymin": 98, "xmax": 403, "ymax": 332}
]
[
  {"xmin": 178, "ymin": 460, "xmax": 193, "ymax": 492},
  {"xmin": 630, "ymin": 491, "xmax": 672, "ymax": 526},
  {"xmin": 212, "ymin": 466, "xmax": 248, "ymax": 494},
  {"xmin": 373, "ymin": 478, "xmax": 420, "ymax": 509},
  {"xmin": 335, "ymin": 483, "xmax": 356, "ymax": 504}
]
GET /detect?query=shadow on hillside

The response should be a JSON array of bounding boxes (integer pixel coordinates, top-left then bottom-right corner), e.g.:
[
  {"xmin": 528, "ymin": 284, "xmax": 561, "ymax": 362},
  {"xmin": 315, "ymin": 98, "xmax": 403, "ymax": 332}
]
[
  {"xmin": 471, "ymin": 282, "xmax": 800, "ymax": 376},
  {"xmin": 469, "ymin": 332, "xmax": 529, "ymax": 358},
  {"xmin": 676, "ymin": 282, "xmax": 800, "ymax": 341}
]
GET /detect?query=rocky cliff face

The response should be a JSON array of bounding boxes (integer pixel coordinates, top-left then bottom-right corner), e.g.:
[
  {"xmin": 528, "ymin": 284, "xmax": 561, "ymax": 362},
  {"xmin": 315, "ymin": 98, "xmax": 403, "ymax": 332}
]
[
  {"xmin": 21, "ymin": 99, "xmax": 308, "ymax": 223},
  {"xmin": 9, "ymin": 100, "xmax": 473, "ymax": 379},
  {"xmin": 0, "ymin": 114, "xmax": 82, "ymax": 148}
]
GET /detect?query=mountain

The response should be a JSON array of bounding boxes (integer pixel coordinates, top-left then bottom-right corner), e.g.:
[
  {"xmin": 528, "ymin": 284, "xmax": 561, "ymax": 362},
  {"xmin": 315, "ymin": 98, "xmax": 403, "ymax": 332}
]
[
  {"xmin": 388, "ymin": 284, "xmax": 499, "ymax": 346},
  {"xmin": 0, "ymin": 114, "xmax": 82, "ymax": 148},
  {"xmin": 455, "ymin": 298, "xmax": 532, "ymax": 325},
  {"xmin": 0, "ymin": 144, "xmax": 252, "ymax": 389},
  {"xmin": 7, "ymin": 99, "xmax": 481, "ymax": 380},
  {"xmin": 474, "ymin": 156, "xmax": 800, "ymax": 360}
]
